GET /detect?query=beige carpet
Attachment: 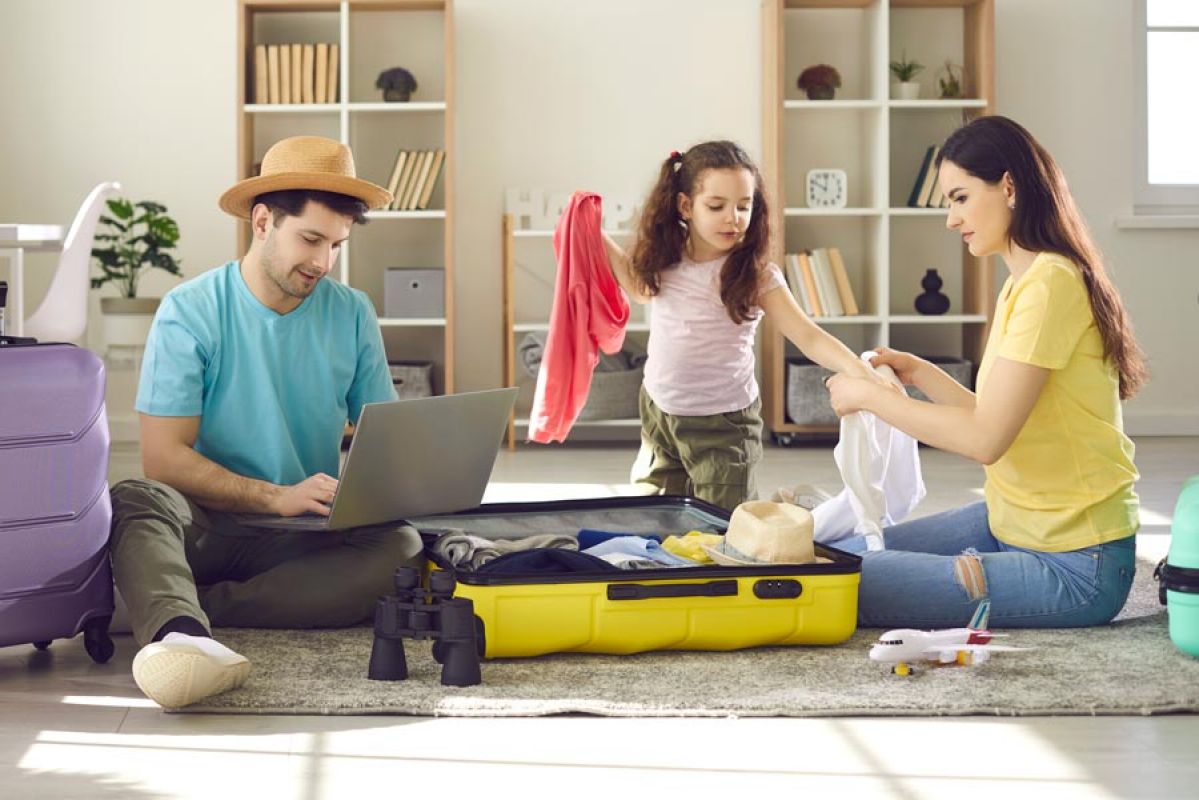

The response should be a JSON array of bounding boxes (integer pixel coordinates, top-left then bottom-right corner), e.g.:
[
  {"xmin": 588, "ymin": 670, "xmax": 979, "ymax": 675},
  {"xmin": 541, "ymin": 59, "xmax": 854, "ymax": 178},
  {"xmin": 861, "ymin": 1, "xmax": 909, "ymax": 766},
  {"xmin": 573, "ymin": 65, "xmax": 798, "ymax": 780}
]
[{"xmin": 182, "ymin": 560, "xmax": 1199, "ymax": 717}]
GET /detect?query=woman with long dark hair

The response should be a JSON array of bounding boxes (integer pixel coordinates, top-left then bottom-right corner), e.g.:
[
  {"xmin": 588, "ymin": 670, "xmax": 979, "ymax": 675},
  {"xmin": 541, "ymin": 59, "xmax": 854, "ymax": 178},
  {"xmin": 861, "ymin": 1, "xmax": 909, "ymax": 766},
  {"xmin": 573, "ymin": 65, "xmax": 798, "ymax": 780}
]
[{"xmin": 827, "ymin": 115, "xmax": 1146, "ymax": 628}]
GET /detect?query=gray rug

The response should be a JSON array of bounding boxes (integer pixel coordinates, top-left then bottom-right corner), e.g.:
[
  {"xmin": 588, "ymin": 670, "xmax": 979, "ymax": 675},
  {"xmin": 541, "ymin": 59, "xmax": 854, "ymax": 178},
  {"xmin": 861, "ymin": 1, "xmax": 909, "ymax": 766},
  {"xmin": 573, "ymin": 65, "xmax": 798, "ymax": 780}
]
[{"xmin": 183, "ymin": 560, "xmax": 1199, "ymax": 717}]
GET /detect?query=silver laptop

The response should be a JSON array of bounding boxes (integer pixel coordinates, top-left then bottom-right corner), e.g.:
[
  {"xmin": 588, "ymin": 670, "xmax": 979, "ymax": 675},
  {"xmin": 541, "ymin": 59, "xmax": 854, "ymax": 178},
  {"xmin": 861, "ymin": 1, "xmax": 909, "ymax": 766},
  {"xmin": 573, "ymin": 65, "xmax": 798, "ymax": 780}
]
[{"xmin": 235, "ymin": 388, "xmax": 517, "ymax": 532}]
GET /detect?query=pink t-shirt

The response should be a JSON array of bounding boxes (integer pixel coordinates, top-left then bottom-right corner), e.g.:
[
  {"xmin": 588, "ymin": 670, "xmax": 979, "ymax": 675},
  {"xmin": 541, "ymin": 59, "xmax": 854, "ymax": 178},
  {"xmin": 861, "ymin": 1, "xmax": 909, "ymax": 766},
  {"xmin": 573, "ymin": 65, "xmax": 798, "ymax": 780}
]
[{"xmin": 643, "ymin": 257, "xmax": 786, "ymax": 416}]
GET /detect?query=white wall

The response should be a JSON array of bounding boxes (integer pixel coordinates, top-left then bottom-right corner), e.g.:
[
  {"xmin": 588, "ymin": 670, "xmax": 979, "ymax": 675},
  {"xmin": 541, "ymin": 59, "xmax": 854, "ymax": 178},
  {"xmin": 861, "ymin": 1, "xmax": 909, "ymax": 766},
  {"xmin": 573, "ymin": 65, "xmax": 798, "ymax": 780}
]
[
  {"xmin": 996, "ymin": 0, "xmax": 1199, "ymax": 435},
  {"xmin": 1, "ymin": 0, "xmax": 1195, "ymax": 435}
]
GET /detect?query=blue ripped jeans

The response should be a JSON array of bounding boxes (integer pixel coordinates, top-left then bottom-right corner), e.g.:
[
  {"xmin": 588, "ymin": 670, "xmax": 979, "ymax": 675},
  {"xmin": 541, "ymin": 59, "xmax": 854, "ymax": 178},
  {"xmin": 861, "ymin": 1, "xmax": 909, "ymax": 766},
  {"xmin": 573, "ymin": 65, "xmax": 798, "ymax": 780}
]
[{"xmin": 836, "ymin": 502, "xmax": 1136, "ymax": 629}]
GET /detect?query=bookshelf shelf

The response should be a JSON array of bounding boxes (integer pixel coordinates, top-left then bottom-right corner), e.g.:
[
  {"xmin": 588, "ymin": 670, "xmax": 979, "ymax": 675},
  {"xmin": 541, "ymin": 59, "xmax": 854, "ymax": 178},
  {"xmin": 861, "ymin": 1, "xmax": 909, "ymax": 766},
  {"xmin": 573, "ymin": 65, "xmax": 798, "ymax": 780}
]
[
  {"xmin": 889, "ymin": 314, "xmax": 987, "ymax": 324},
  {"xmin": 809, "ymin": 315, "xmax": 886, "ymax": 324},
  {"xmin": 763, "ymin": 0, "xmax": 994, "ymax": 439},
  {"xmin": 889, "ymin": 99, "xmax": 988, "ymax": 109},
  {"xmin": 245, "ymin": 103, "xmax": 340, "ymax": 113},
  {"xmin": 346, "ymin": 101, "xmax": 447, "ymax": 112},
  {"xmin": 237, "ymin": 0, "xmax": 455, "ymax": 394},
  {"xmin": 889, "ymin": 207, "xmax": 950, "ymax": 216},
  {"xmin": 784, "ymin": 100, "xmax": 884, "ymax": 110}
]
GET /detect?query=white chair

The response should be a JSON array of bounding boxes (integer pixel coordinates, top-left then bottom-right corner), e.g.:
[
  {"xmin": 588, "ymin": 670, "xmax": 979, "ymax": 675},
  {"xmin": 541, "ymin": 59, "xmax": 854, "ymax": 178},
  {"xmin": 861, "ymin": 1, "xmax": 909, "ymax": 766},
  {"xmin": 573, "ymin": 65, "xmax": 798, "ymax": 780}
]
[{"xmin": 23, "ymin": 181, "xmax": 122, "ymax": 343}]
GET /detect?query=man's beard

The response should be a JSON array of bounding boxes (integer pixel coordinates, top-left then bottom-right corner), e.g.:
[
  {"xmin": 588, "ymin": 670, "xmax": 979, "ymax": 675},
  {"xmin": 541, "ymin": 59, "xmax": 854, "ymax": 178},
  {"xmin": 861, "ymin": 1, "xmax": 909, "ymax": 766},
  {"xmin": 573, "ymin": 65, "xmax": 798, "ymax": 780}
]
[{"xmin": 262, "ymin": 245, "xmax": 318, "ymax": 299}]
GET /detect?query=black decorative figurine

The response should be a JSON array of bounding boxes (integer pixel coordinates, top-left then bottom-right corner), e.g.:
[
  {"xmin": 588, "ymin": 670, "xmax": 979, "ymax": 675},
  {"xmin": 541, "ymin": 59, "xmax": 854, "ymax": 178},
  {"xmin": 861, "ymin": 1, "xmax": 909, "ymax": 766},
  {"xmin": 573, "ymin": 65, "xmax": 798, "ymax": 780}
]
[{"xmin": 915, "ymin": 268, "xmax": 950, "ymax": 315}]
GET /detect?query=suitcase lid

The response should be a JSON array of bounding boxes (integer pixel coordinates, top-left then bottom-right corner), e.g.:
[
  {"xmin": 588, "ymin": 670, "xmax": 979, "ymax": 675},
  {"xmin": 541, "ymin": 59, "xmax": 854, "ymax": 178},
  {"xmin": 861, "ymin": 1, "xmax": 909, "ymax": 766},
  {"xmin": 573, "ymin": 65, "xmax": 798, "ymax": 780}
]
[{"xmin": 0, "ymin": 344, "xmax": 106, "ymax": 447}]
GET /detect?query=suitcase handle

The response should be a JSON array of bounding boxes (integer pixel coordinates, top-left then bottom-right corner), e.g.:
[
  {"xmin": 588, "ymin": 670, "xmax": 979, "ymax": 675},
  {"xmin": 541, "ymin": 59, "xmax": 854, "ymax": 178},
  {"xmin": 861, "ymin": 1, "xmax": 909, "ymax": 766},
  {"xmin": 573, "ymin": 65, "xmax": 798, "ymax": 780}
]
[{"xmin": 607, "ymin": 579, "xmax": 738, "ymax": 601}]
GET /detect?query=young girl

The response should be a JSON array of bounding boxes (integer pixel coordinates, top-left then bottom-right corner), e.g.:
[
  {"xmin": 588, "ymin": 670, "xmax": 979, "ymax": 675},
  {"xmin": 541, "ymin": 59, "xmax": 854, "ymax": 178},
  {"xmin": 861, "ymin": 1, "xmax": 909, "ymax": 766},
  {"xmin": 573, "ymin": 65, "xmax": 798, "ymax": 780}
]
[
  {"xmin": 603, "ymin": 140, "xmax": 879, "ymax": 512},
  {"xmin": 826, "ymin": 115, "xmax": 1146, "ymax": 628}
]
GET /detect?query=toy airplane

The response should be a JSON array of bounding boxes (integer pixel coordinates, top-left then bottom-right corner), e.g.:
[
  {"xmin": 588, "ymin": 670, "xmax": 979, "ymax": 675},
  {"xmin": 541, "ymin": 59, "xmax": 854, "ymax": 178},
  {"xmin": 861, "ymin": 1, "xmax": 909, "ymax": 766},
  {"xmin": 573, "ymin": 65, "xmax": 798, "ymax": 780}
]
[{"xmin": 868, "ymin": 600, "xmax": 1027, "ymax": 676}]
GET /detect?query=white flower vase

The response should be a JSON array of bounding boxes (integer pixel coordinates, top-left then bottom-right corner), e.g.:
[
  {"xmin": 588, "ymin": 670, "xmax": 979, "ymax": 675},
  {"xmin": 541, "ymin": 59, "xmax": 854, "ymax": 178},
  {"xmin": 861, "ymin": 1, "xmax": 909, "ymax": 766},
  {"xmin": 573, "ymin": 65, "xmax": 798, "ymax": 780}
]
[
  {"xmin": 892, "ymin": 81, "xmax": 921, "ymax": 100},
  {"xmin": 100, "ymin": 297, "xmax": 160, "ymax": 349}
]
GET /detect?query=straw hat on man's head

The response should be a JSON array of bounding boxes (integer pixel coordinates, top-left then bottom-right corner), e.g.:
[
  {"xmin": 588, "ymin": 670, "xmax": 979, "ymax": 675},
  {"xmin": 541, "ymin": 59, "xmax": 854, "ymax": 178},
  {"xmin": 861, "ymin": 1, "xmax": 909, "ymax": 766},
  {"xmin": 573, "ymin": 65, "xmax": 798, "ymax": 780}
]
[{"xmin": 219, "ymin": 135, "xmax": 392, "ymax": 220}]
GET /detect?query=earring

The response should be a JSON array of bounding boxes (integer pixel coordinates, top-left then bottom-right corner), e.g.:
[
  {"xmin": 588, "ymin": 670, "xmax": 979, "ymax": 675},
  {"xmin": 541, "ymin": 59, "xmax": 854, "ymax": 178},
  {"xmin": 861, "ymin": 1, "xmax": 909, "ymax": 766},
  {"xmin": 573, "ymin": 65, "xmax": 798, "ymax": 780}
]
[{"xmin": 1008, "ymin": 200, "xmax": 1016, "ymax": 210}]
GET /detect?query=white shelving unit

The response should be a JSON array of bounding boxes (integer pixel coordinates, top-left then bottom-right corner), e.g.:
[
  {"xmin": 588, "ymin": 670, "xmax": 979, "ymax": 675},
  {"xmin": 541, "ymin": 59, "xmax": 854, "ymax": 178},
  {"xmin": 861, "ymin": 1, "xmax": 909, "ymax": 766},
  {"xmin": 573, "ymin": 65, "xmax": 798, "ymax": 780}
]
[
  {"xmin": 761, "ymin": 0, "xmax": 995, "ymax": 442},
  {"xmin": 237, "ymin": 0, "xmax": 455, "ymax": 393}
]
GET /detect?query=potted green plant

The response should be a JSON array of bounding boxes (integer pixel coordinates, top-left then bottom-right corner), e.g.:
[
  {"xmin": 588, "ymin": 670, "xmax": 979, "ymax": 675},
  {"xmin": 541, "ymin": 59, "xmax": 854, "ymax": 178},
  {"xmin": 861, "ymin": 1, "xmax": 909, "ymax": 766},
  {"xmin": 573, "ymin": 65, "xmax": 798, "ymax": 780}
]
[
  {"xmin": 91, "ymin": 197, "xmax": 182, "ymax": 347},
  {"xmin": 797, "ymin": 64, "xmax": 841, "ymax": 101},
  {"xmin": 376, "ymin": 67, "xmax": 417, "ymax": 102},
  {"xmin": 938, "ymin": 60, "xmax": 964, "ymax": 99},
  {"xmin": 889, "ymin": 52, "xmax": 924, "ymax": 100}
]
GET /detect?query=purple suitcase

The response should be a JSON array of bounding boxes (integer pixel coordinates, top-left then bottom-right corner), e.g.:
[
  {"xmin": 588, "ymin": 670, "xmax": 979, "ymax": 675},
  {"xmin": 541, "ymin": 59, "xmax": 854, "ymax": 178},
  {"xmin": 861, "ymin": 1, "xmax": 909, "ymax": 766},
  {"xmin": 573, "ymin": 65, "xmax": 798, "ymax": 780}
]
[{"xmin": 0, "ymin": 341, "xmax": 115, "ymax": 662}]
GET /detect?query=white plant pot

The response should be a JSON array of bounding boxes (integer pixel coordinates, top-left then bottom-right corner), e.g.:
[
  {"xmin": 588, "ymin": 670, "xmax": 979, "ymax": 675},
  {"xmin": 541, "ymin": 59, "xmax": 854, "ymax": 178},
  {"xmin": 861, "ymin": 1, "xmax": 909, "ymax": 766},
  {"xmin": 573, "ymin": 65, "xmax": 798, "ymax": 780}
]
[
  {"xmin": 892, "ymin": 81, "xmax": 921, "ymax": 100},
  {"xmin": 100, "ymin": 297, "xmax": 160, "ymax": 348}
]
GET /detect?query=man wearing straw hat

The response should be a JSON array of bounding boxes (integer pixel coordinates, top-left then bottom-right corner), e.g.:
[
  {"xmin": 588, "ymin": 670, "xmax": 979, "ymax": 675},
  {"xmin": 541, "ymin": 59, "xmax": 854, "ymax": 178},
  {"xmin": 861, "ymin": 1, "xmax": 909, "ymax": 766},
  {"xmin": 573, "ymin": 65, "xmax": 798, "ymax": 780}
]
[{"xmin": 108, "ymin": 136, "xmax": 419, "ymax": 709}]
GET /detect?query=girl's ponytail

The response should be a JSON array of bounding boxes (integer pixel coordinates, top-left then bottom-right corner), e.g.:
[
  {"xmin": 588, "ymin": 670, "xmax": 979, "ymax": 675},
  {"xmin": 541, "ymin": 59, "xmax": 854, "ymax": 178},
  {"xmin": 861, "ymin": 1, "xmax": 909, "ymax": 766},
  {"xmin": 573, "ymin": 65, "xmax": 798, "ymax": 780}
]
[{"xmin": 630, "ymin": 153, "xmax": 689, "ymax": 297}]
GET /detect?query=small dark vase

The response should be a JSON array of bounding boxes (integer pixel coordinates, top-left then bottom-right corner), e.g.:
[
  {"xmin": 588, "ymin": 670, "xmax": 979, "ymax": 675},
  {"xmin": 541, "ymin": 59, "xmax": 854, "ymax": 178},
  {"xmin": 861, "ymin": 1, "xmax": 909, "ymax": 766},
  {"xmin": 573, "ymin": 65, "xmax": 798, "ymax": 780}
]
[
  {"xmin": 805, "ymin": 85, "xmax": 836, "ymax": 101},
  {"xmin": 915, "ymin": 268, "xmax": 950, "ymax": 315},
  {"xmin": 383, "ymin": 88, "xmax": 412, "ymax": 102}
]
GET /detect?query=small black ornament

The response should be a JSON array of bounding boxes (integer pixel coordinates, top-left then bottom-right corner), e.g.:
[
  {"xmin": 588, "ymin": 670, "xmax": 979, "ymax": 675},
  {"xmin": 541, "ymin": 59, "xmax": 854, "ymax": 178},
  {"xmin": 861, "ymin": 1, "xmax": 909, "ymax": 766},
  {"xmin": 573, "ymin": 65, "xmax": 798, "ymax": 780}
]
[{"xmin": 915, "ymin": 268, "xmax": 950, "ymax": 315}]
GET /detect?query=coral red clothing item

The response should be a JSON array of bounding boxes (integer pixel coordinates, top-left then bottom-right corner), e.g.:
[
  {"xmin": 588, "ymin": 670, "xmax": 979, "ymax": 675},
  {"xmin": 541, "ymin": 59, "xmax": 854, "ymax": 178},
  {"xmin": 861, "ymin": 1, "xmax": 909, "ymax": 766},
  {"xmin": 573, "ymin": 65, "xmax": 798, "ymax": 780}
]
[{"xmin": 528, "ymin": 192, "xmax": 630, "ymax": 443}]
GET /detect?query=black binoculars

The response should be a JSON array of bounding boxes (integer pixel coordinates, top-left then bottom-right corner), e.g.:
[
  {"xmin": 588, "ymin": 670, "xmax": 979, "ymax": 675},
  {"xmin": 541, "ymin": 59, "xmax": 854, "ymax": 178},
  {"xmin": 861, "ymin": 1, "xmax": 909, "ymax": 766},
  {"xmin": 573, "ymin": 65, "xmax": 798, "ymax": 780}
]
[{"xmin": 368, "ymin": 566, "xmax": 482, "ymax": 687}]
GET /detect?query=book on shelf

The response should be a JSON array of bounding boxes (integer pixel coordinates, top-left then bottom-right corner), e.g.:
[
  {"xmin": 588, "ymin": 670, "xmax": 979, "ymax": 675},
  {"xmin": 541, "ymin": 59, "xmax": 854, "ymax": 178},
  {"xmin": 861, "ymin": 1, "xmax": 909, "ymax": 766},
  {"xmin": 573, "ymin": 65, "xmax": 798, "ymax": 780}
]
[
  {"xmin": 391, "ymin": 151, "xmax": 420, "ymax": 210},
  {"xmin": 301, "ymin": 44, "xmax": 315, "ymax": 104},
  {"xmin": 279, "ymin": 44, "xmax": 292, "ymax": 104},
  {"xmin": 782, "ymin": 254, "xmax": 811, "ymax": 315},
  {"xmin": 327, "ymin": 44, "xmax": 339, "ymax": 103},
  {"xmin": 315, "ymin": 43, "xmax": 328, "ymax": 103},
  {"xmin": 827, "ymin": 247, "xmax": 860, "ymax": 315},
  {"xmin": 266, "ymin": 45, "xmax": 280, "ymax": 104},
  {"xmin": 253, "ymin": 45, "xmax": 268, "ymax": 104},
  {"xmin": 797, "ymin": 251, "xmax": 824, "ymax": 317},
  {"xmin": 410, "ymin": 150, "xmax": 437, "ymax": 210},
  {"xmin": 385, "ymin": 150, "xmax": 410, "ymax": 201},
  {"xmin": 290, "ymin": 43, "xmax": 302, "ymax": 102},
  {"xmin": 400, "ymin": 151, "xmax": 426, "ymax": 210},
  {"xmin": 416, "ymin": 150, "xmax": 446, "ymax": 210},
  {"xmin": 907, "ymin": 145, "xmax": 939, "ymax": 208},
  {"xmin": 810, "ymin": 248, "xmax": 844, "ymax": 317}
]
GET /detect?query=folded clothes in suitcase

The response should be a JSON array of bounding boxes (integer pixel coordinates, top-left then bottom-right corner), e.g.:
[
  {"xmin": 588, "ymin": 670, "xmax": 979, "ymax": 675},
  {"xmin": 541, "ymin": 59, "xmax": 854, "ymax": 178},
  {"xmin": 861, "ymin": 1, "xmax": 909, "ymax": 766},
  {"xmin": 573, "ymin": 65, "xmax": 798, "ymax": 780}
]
[
  {"xmin": 408, "ymin": 496, "xmax": 861, "ymax": 659},
  {"xmin": 0, "ymin": 340, "xmax": 115, "ymax": 662}
]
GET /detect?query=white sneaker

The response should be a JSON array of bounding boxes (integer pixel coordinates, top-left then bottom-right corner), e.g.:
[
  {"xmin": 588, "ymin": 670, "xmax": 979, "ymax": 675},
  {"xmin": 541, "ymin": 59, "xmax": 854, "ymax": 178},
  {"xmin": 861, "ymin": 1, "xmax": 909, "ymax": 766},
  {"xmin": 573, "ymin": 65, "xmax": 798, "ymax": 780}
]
[
  {"xmin": 771, "ymin": 483, "xmax": 833, "ymax": 511},
  {"xmin": 131, "ymin": 632, "xmax": 250, "ymax": 709}
]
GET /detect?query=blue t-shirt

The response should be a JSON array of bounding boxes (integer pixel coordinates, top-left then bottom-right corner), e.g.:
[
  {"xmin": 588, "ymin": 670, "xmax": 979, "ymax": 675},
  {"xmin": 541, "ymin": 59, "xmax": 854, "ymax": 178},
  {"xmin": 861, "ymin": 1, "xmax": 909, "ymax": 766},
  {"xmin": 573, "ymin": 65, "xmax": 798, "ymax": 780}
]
[{"xmin": 136, "ymin": 261, "xmax": 397, "ymax": 485}]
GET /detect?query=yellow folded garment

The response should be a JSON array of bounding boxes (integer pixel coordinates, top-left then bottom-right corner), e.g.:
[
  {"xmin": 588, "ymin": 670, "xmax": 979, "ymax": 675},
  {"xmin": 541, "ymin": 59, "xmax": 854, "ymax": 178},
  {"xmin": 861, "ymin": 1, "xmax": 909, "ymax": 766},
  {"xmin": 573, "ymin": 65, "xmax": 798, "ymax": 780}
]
[{"xmin": 661, "ymin": 531, "xmax": 724, "ymax": 564}]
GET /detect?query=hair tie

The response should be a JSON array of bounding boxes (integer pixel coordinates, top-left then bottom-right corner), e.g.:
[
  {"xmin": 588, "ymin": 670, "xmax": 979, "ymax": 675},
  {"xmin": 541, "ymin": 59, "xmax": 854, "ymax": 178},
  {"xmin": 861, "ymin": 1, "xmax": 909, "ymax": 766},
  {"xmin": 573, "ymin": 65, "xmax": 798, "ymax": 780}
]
[{"xmin": 669, "ymin": 150, "xmax": 684, "ymax": 172}]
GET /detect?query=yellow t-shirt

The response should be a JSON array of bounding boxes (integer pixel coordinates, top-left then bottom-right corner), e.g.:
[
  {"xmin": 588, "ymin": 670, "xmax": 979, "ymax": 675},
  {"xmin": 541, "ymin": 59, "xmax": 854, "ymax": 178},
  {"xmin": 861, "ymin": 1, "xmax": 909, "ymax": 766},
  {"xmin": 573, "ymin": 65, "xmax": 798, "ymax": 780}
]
[{"xmin": 977, "ymin": 252, "xmax": 1139, "ymax": 552}]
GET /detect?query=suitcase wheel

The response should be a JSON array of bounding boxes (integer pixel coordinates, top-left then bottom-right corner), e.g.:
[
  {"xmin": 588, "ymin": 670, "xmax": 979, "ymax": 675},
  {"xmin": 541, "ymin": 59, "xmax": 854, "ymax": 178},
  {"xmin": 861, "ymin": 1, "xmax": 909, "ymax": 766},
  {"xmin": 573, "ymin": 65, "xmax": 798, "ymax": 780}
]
[
  {"xmin": 33, "ymin": 640, "xmax": 52, "ymax": 651},
  {"xmin": 83, "ymin": 616, "xmax": 115, "ymax": 664}
]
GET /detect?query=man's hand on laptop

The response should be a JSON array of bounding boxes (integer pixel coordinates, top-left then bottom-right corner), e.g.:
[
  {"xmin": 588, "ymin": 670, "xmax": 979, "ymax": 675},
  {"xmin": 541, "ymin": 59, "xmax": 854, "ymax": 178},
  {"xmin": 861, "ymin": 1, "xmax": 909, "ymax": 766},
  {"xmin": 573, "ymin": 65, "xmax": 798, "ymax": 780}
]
[{"xmin": 272, "ymin": 473, "xmax": 339, "ymax": 517}]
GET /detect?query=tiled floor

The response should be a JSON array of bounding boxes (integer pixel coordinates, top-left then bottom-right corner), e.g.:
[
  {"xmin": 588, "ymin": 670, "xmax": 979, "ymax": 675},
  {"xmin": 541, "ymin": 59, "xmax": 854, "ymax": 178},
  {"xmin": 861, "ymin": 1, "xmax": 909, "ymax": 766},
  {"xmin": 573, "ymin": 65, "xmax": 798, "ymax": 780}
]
[{"xmin": 2, "ymin": 438, "xmax": 1196, "ymax": 798}]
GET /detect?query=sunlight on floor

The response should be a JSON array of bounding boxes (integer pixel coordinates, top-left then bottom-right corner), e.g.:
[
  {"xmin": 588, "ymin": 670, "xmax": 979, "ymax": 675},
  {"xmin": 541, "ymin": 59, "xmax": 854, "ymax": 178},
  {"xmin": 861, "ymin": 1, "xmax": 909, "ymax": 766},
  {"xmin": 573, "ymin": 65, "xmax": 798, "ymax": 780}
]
[{"xmin": 59, "ymin": 695, "xmax": 157, "ymax": 708}]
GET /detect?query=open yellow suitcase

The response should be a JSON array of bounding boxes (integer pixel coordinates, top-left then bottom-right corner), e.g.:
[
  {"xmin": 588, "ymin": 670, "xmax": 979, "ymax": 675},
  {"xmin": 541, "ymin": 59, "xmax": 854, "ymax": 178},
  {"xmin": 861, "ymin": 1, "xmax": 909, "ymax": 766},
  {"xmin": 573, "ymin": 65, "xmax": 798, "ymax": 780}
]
[{"xmin": 409, "ymin": 496, "xmax": 861, "ymax": 659}]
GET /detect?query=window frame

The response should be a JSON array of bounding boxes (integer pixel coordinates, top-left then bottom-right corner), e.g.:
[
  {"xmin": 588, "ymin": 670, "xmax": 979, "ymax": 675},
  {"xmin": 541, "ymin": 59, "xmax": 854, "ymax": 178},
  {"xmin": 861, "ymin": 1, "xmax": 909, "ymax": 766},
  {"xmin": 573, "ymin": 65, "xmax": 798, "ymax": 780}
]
[{"xmin": 1134, "ymin": 0, "xmax": 1199, "ymax": 212}]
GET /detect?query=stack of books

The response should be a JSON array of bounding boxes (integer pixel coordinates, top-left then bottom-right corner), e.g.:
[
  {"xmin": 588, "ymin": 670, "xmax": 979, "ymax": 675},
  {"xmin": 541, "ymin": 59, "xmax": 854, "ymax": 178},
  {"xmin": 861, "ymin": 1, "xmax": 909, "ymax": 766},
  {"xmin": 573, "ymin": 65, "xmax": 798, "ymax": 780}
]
[
  {"xmin": 907, "ymin": 145, "xmax": 951, "ymax": 209},
  {"xmin": 253, "ymin": 43, "xmax": 339, "ymax": 104},
  {"xmin": 383, "ymin": 149, "xmax": 446, "ymax": 211},
  {"xmin": 782, "ymin": 248, "xmax": 860, "ymax": 318}
]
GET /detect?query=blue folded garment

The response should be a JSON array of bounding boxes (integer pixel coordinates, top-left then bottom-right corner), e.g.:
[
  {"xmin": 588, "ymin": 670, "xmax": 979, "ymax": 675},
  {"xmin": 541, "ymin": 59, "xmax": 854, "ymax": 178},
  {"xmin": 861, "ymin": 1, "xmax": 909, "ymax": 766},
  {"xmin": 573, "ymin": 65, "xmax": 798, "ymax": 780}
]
[
  {"xmin": 581, "ymin": 535, "xmax": 698, "ymax": 567},
  {"xmin": 577, "ymin": 528, "xmax": 662, "ymax": 549}
]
